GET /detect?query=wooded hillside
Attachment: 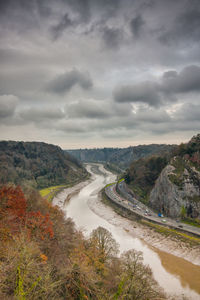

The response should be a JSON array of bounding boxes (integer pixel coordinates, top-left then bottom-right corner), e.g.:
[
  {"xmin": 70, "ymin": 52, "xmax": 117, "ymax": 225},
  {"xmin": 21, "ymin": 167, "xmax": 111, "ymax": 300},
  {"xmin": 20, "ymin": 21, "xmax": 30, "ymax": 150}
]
[
  {"xmin": 0, "ymin": 185, "xmax": 166, "ymax": 299},
  {"xmin": 68, "ymin": 144, "xmax": 175, "ymax": 170},
  {"xmin": 125, "ymin": 134, "xmax": 200, "ymax": 219},
  {"xmin": 0, "ymin": 141, "xmax": 88, "ymax": 189}
]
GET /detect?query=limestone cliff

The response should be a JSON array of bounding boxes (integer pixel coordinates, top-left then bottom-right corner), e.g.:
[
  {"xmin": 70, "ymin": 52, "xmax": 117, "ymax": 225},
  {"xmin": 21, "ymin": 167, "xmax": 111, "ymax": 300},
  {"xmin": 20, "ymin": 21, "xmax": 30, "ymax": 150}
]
[{"xmin": 149, "ymin": 158, "xmax": 200, "ymax": 219}]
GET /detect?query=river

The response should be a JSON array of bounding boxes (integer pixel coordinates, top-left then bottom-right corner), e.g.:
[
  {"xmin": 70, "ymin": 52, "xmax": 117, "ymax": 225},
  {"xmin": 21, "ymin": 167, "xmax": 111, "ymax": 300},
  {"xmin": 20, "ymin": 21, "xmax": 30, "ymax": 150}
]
[{"xmin": 53, "ymin": 163, "xmax": 200, "ymax": 300}]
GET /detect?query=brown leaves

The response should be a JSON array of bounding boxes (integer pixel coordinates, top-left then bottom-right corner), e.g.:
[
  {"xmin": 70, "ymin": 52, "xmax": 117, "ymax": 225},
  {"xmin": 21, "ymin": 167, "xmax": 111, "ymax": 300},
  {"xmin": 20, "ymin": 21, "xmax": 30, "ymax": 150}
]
[{"xmin": 0, "ymin": 185, "xmax": 54, "ymax": 241}]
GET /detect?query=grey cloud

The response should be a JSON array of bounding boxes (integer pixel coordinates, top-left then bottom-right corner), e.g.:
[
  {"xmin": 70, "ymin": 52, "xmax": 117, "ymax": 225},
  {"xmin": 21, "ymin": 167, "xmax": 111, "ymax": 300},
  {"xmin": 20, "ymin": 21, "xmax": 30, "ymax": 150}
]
[
  {"xmin": 134, "ymin": 107, "xmax": 170, "ymax": 123},
  {"xmin": 0, "ymin": 95, "xmax": 18, "ymax": 119},
  {"xmin": 66, "ymin": 0, "xmax": 91, "ymax": 23},
  {"xmin": 51, "ymin": 13, "xmax": 73, "ymax": 40},
  {"xmin": 162, "ymin": 70, "xmax": 178, "ymax": 79},
  {"xmin": 114, "ymin": 65, "xmax": 200, "ymax": 107},
  {"xmin": 46, "ymin": 69, "xmax": 93, "ymax": 94},
  {"xmin": 66, "ymin": 100, "xmax": 112, "ymax": 119},
  {"xmin": 20, "ymin": 107, "xmax": 65, "ymax": 123},
  {"xmin": 0, "ymin": 0, "xmax": 200, "ymax": 146},
  {"xmin": 162, "ymin": 65, "xmax": 200, "ymax": 94},
  {"xmin": 0, "ymin": 0, "xmax": 50, "ymax": 33},
  {"xmin": 130, "ymin": 15, "xmax": 145, "ymax": 38},
  {"xmin": 66, "ymin": 99, "xmax": 132, "ymax": 120},
  {"xmin": 174, "ymin": 103, "xmax": 200, "ymax": 121},
  {"xmin": 56, "ymin": 119, "xmax": 90, "ymax": 133},
  {"xmin": 159, "ymin": 4, "xmax": 200, "ymax": 45},
  {"xmin": 114, "ymin": 81, "xmax": 160, "ymax": 107},
  {"xmin": 102, "ymin": 26, "xmax": 123, "ymax": 49}
]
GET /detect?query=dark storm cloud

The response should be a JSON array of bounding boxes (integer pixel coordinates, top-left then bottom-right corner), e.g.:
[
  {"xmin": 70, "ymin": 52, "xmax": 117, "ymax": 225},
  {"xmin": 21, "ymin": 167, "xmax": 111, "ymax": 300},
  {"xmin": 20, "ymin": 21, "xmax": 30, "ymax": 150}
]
[
  {"xmin": 0, "ymin": 95, "xmax": 18, "ymax": 119},
  {"xmin": 114, "ymin": 81, "xmax": 160, "ymax": 107},
  {"xmin": 0, "ymin": 0, "xmax": 200, "ymax": 145},
  {"xmin": 0, "ymin": 0, "xmax": 53, "ymax": 33},
  {"xmin": 114, "ymin": 65, "xmax": 200, "ymax": 106},
  {"xmin": 102, "ymin": 26, "xmax": 123, "ymax": 49},
  {"xmin": 162, "ymin": 65, "xmax": 200, "ymax": 94},
  {"xmin": 51, "ymin": 13, "xmax": 73, "ymax": 40},
  {"xmin": 65, "ymin": 0, "xmax": 91, "ymax": 23},
  {"xmin": 130, "ymin": 15, "xmax": 145, "ymax": 38},
  {"xmin": 66, "ymin": 0, "xmax": 120, "ymax": 23},
  {"xmin": 158, "ymin": 4, "xmax": 200, "ymax": 45},
  {"xmin": 46, "ymin": 69, "xmax": 93, "ymax": 94}
]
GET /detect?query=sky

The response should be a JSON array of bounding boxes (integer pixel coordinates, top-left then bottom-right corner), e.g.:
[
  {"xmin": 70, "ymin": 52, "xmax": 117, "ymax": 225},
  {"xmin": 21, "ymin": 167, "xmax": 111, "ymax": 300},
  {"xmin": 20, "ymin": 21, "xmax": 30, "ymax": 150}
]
[{"xmin": 0, "ymin": 0, "xmax": 200, "ymax": 149}]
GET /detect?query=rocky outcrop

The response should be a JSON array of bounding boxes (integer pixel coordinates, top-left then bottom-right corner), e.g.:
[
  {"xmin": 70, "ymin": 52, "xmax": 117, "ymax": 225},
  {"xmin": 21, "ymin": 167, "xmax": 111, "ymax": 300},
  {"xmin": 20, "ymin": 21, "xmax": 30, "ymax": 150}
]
[{"xmin": 149, "ymin": 162, "xmax": 200, "ymax": 219}]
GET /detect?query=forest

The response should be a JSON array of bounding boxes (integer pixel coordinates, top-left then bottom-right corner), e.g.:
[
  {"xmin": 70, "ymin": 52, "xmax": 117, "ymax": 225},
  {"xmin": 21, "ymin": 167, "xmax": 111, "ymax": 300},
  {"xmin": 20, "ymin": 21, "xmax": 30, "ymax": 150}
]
[
  {"xmin": 125, "ymin": 134, "xmax": 200, "ymax": 205},
  {"xmin": 0, "ymin": 141, "xmax": 88, "ymax": 189},
  {"xmin": 68, "ymin": 144, "xmax": 175, "ymax": 170},
  {"xmin": 0, "ymin": 185, "xmax": 166, "ymax": 299}
]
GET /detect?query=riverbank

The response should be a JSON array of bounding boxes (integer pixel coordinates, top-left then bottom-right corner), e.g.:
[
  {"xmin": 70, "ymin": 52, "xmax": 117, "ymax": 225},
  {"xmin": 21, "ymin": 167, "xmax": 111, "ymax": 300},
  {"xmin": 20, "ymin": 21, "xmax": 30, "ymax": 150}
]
[
  {"xmin": 97, "ymin": 189, "xmax": 200, "ymax": 266},
  {"xmin": 52, "ymin": 177, "xmax": 92, "ymax": 209},
  {"xmin": 40, "ymin": 173, "xmax": 91, "ymax": 202},
  {"xmin": 52, "ymin": 163, "xmax": 200, "ymax": 299},
  {"xmin": 53, "ymin": 176, "xmax": 200, "ymax": 267}
]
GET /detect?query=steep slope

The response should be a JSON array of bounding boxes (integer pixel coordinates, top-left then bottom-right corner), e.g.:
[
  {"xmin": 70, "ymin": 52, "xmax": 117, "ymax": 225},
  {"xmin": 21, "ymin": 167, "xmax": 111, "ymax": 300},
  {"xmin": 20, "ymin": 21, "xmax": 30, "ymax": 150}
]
[
  {"xmin": 0, "ymin": 141, "xmax": 88, "ymax": 189},
  {"xmin": 68, "ymin": 144, "xmax": 174, "ymax": 170},
  {"xmin": 149, "ymin": 134, "xmax": 200, "ymax": 219},
  {"xmin": 124, "ymin": 155, "xmax": 169, "ymax": 203}
]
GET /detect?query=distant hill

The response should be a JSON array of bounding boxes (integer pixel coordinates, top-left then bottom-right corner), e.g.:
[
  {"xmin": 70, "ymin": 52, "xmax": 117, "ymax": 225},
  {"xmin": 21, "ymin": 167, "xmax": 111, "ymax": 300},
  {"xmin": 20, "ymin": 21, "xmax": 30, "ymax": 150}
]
[
  {"xmin": 125, "ymin": 134, "xmax": 200, "ymax": 220},
  {"xmin": 67, "ymin": 144, "xmax": 175, "ymax": 171},
  {"xmin": 0, "ymin": 141, "xmax": 88, "ymax": 189}
]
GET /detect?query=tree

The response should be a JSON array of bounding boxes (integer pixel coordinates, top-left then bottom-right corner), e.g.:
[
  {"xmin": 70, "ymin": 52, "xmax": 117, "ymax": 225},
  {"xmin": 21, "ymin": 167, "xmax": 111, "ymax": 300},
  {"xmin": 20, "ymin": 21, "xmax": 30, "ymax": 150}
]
[
  {"xmin": 115, "ymin": 249, "xmax": 166, "ymax": 300},
  {"xmin": 90, "ymin": 226, "xmax": 119, "ymax": 263}
]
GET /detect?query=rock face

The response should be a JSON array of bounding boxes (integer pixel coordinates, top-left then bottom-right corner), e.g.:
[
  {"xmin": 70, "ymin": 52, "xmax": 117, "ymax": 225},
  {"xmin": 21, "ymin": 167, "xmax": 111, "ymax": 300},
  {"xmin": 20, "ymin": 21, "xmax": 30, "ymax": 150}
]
[{"xmin": 149, "ymin": 162, "xmax": 200, "ymax": 219}]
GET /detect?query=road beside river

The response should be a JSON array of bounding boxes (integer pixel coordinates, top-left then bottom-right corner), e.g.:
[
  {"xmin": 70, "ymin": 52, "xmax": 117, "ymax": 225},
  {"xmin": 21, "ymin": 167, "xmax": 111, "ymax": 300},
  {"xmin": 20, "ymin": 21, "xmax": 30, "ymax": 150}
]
[{"xmin": 53, "ymin": 163, "xmax": 200, "ymax": 300}]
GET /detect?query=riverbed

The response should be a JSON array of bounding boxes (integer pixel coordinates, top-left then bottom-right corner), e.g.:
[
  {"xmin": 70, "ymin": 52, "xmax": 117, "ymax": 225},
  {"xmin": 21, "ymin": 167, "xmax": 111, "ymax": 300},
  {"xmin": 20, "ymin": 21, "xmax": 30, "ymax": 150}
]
[{"xmin": 53, "ymin": 163, "xmax": 200, "ymax": 300}]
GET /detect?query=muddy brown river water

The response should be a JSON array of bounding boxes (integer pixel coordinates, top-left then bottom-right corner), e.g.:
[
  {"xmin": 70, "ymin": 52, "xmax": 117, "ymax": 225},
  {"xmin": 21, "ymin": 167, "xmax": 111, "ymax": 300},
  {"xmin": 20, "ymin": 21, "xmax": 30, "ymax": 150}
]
[{"xmin": 53, "ymin": 164, "xmax": 200, "ymax": 299}]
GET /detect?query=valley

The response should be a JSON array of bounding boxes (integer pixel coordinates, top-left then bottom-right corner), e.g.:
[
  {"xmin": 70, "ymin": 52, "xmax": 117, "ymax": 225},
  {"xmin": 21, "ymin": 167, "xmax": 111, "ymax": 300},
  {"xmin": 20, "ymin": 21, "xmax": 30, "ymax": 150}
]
[{"xmin": 53, "ymin": 163, "xmax": 200, "ymax": 300}]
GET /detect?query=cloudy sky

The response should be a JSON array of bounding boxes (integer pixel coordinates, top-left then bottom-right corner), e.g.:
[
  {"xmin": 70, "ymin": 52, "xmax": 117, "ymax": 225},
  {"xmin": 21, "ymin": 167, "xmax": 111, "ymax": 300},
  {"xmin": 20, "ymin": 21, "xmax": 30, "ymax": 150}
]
[{"xmin": 0, "ymin": 0, "xmax": 200, "ymax": 149}]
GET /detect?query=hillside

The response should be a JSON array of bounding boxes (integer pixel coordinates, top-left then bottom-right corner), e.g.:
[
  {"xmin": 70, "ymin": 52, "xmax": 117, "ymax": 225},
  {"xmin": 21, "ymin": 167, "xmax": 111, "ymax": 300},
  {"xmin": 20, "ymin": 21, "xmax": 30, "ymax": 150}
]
[
  {"xmin": 125, "ymin": 134, "xmax": 200, "ymax": 220},
  {"xmin": 0, "ymin": 186, "xmax": 165, "ymax": 299},
  {"xmin": 0, "ymin": 141, "xmax": 88, "ymax": 189},
  {"xmin": 149, "ymin": 134, "xmax": 200, "ymax": 219},
  {"xmin": 67, "ymin": 144, "xmax": 175, "ymax": 171}
]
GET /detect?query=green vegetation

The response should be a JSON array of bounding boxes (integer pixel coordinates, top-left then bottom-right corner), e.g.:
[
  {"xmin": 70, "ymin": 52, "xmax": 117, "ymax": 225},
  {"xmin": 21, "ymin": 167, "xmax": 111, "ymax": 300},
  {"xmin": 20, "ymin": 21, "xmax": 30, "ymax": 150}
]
[
  {"xmin": 124, "ymin": 155, "xmax": 169, "ymax": 203},
  {"xmin": 0, "ymin": 185, "xmax": 166, "ymax": 299},
  {"xmin": 141, "ymin": 220, "xmax": 200, "ymax": 246},
  {"xmin": 68, "ymin": 144, "xmax": 175, "ymax": 170},
  {"xmin": 182, "ymin": 218, "xmax": 200, "ymax": 228},
  {"xmin": 167, "ymin": 135, "xmax": 200, "ymax": 215},
  {"xmin": 104, "ymin": 162, "xmax": 123, "ymax": 174},
  {"xmin": 0, "ymin": 141, "xmax": 88, "ymax": 190},
  {"xmin": 118, "ymin": 178, "xmax": 125, "ymax": 183},
  {"xmin": 39, "ymin": 185, "xmax": 68, "ymax": 202},
  {"xmin": 124, "ymin": 134, "xmax": 200, "ymax": 220},
  {"xmin": 180, "ymin": 205, "xmax": 187, "ymax": 219},
  {"xmin": 105, "ymin": 182, "xmax": 116, "ymax": 188}
]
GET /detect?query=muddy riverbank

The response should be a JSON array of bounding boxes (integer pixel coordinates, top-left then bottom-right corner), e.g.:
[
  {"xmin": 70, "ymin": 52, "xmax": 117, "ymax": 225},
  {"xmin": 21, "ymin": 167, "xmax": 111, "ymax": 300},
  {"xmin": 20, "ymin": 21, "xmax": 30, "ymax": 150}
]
[{"xmin": 53, "ymin": 163, "xmax": 200, "ymax": 299}]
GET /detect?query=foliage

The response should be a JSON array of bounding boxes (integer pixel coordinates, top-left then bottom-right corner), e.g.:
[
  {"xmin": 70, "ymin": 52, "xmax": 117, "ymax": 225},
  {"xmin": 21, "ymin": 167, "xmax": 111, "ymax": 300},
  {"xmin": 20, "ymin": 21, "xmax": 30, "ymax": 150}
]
[
  {"xmin": 141, "ymin": 220, "xmax": 200, "ymax": 245},
  {"xmin": 124, "ymin": 134, "xmax": 200, "ymax": 210},
  {"xmin": 0, "ymin": 185, "xmax": 166, "ymax": 299},
  {"xmin": 39, "ymin": 185, "xmax": 69, "ymax": 202},
  {"xmin": 180, "ymin": 206, "xmax": 187, "ymax": 219},
  {"xmin": 68, "ymin": 144, "xmax": 175, "ymax": 170},
  {"xmin": 124, "ymin": 155, "xmax": 168, "ymax": 202},
  {"xmin": 0, "ymin": 141, "xmax": 88, "ymax": 189},
  {"xmin": 90, "ymin": 226, "xmax": 119, "ymax": 263},
  {"xmin": 118, "ymin": 250, "xmax": 165, "ymax": 299}
]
